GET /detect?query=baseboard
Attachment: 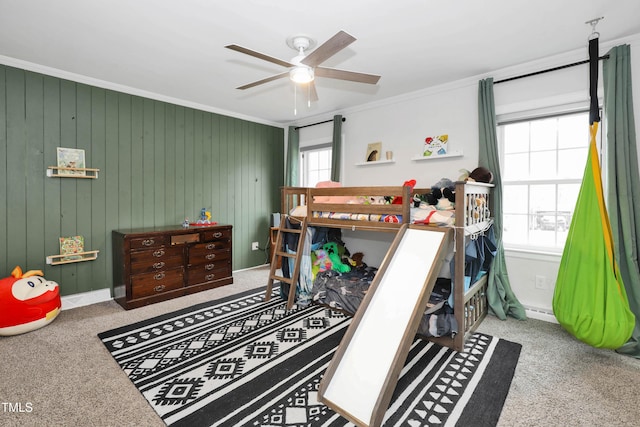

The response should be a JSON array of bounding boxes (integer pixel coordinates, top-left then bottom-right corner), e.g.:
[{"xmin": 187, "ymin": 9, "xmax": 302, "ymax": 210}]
[
  {"xmin": 525, "ymin": 307, "xmax": 558, "ymax": 324},
  {"xmin": 61, "ymin": 288, "xmax": 112, "ymax": 310},
  {"xmin": 59, "ymin": 266, "xmax": 270, "ymax": 310},
  {"xmin": 232, "ymin": 264, "xmax": 270, "ymax": 273}
]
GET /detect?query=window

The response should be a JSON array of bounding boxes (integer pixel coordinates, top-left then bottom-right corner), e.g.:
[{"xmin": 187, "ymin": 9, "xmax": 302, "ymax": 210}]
[
  {"xmin": 498, "ymin": 110, "xmax": 601, "ymax": 253},
  {"xmin": 300, "ymin": 144, "xmax": 332, "ymax": 187}
]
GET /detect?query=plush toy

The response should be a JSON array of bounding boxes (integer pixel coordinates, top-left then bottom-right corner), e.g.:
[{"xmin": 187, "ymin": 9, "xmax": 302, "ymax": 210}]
[
  {"xmin": 0, "ymin": 266, "xmax": 61, "ymax": 336},
  {"xmin": 459, "ymin": 167, "xmax": 494, "ymax": 184},
  {"xmin": 391, "ymin": 179, "xmax": 417, "ymax": 205},
  {"xmin": 311, "ymin": 249, "xmax": 333, "ymax": 278},
  {"xmin": 426, "ymin": 178, "xmax": 456, "ymax": 210},
  {"xmin": 323, "ymin": 242, "xmax": 351, "ymax": 273},
  {"xmin": 367, "ymin": 195, "xmax": 387, "ymax": 205},
  {"xmin": 350, "ymin": 252, "xmax": 365, "ymax": 268},
  {"xmin": 412, "ymin": 192, "xmax": 429, "ymax": 208}
]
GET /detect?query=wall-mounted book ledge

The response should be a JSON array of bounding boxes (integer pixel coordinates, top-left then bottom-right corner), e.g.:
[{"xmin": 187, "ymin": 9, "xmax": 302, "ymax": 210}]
[
  {"xmin": 47, "ymin": 166, "xmax": 100, "ymax": 179},
  {"xmin": 411, "ymin": 150, "xmax": 463, "ymax": 161},
  {"xmin": 46, "ymin": 250, "xmax": 99, "ymax": 265}
]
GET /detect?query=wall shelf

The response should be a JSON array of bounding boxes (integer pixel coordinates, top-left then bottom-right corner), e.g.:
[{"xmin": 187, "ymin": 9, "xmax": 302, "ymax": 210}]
[
  {"xmin": 411, "ymin": 150, "xmax": 463, "ymax": 161},
  {"xmin": 46, "ymin": 250, "xmax": 99, "ymax": 265},
  {"xmin": 354, "ymin": 159, "xmax": 395, "ymax": 166},
  {"xmin": 47, "ymin": 166, "xmax": 100, "ymax": 179}
]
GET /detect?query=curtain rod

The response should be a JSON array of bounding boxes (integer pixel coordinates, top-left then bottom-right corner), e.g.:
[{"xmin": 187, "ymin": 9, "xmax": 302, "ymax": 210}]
[
  {"xmin": 295, "ymin": 117, "xmax": 346, "ymax": 130},
  {"xmin": 494, "ymin": 55, "xmax": 609, "ymax": 84}
]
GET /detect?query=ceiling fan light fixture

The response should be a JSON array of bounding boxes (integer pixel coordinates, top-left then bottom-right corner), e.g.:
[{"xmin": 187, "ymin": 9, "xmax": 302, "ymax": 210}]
[{"xmin": 290, "ymin": 66, "xmax": 314, "ymax": 83}]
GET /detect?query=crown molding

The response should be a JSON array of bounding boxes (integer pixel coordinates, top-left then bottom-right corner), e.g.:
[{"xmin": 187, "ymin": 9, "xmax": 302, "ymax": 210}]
[
  {"xmin": 291, "ymin": 32, "xmax": 640, "ymax": 127},
  {"xmin": 0, "ymin": 55, "xmax": 285, "ymax": 129}
]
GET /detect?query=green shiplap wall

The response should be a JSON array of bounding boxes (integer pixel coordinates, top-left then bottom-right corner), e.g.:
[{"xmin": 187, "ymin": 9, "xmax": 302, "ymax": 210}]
[{"xmin": 0, "ymin": 65, "xmax": 284, "ymax": 297}]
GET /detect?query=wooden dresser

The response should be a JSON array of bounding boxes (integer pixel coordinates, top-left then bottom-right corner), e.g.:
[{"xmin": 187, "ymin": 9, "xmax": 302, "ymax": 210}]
[{"xmin": 112, "ymin": 225, "xmax": 233, "ymax": 310}]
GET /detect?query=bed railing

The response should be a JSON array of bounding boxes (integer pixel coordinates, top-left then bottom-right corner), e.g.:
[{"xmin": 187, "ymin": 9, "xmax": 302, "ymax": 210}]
[{"xmin": 280, "ymin": 181, "xmax": 494, "ymax": 352}]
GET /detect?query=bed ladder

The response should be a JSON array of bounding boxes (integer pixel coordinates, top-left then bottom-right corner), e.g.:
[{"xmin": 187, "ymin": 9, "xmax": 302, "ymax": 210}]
[{"xmin": 266, "ymin": 215, "xmax": 307, "ymax": 309}]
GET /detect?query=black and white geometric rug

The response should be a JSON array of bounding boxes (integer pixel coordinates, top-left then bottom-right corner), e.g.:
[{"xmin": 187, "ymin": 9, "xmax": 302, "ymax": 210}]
[{"xmin": 98, "ymin": 287, "xmax": 521, "ymax": 426}]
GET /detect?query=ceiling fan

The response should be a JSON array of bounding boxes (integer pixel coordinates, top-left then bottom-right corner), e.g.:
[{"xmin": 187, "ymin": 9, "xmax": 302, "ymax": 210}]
[{"xmin": 225, "ymin": 30, "xmax": 380, "ymax": 102}]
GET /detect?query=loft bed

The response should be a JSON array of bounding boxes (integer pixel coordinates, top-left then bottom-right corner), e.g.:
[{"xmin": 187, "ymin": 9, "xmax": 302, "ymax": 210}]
[{"xmin": 277, "ymin": 181, "xmax": 494, "ymax": 352}]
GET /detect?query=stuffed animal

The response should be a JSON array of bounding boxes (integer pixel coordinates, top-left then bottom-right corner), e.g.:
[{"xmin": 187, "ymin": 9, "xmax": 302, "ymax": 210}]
[
  {"xmin": 367, "ymin": 195, "xmax": 387, "ymax": 205},
  {"xmin": 459, "ymin": 167, "xmax": 494, "ymax": 184},
  {"xmin": 311, "ymin": 249, "xmax": 333, "ymax": 278},
  {"xmin": 323, "ymin": 242, "xmax": 351, "ymax": 273},
  {"xmin": 0, "ymin": 266, "xmax": 61, "ymax": 336},
  {"xmin": 391, "ymin": 179, "xmax": 417, "ymax": 205},
  {"xmin": 413, "ymin": 192, "xmax": 430, "ymax": 208},
  {"xmin": 426, "ymin": 178, "xmax": 456, "ymax": 210},
  {"xmin": 350, "ymin": 252, "xmax": 365, "ymax": 268}
]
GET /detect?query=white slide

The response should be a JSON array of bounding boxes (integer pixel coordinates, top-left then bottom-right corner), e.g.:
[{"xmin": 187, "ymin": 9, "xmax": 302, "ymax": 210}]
[{"xmin": 319, "ymin": 225, "xmax": 451, "ymax": 427}]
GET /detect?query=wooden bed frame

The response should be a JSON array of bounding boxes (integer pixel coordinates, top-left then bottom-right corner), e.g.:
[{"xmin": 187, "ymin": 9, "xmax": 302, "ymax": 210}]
[{"xmin": 279, "ymin": 181, "xmax": 493, "ymax": 352}]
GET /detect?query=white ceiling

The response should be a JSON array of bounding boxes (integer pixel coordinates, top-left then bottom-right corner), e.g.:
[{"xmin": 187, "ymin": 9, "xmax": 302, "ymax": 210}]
[{"xmin": 1, "ymin": 0, "xmax": 639, "ymax": 126}]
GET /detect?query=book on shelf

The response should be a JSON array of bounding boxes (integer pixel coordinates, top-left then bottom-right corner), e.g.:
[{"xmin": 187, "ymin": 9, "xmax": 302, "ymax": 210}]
[
  {"xmin": 59, "ymin": 236, "xmax": 84, "ymax": 260},
  {"xmin": 56, "ymin": 147, "xmax": 86, "ymax": 175},
  {"xmin": 423, "ymin": 135, "xmax": 448, "ymax": 157}
]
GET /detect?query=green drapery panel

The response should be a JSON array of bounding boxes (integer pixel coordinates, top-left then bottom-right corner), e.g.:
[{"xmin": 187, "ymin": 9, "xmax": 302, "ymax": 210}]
[
  {"xmin": 331, "ymin": 115, "xmax": 343, "ymax": 182},
  {"xmin": 478, "ymin": 78, "xmax": 527, "ymax": 321},
  {"xmin": 603, "ymin": 44, "xmax": 640, "ymax": 358},
  {"xmin": 286, "ymin": 125, "xmax": 300, "ymax": 186}
]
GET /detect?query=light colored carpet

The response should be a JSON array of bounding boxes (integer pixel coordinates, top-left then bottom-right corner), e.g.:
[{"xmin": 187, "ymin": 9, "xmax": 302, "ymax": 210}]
[{"xmin": 0, "ymin": 265, "xmax": 639, "ymax": 427}]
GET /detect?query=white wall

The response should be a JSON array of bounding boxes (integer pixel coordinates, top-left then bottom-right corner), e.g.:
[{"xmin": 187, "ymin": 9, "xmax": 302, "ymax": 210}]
[{"xmin": 301, "ymin": 33, "xmax": 640, "ymax": 317}]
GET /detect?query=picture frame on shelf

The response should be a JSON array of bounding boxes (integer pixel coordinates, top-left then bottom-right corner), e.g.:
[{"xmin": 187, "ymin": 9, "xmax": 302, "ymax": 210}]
[
  {"xmin": 423, "ymin": 135, "xmax": 448, "ymax": 157},
  {"xmin": 56, "ymin": 147, "xmax": 86, "ymax": 176},
  {"xmin": 366, "ymin": 142, "xmax": 382, "ymax": 162}
]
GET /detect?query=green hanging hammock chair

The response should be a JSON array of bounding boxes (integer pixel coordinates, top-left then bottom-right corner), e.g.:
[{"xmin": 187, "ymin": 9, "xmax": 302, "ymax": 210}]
[{"xmin": 552, "ymin": 122, "xmax": 635, "ymax": 349}]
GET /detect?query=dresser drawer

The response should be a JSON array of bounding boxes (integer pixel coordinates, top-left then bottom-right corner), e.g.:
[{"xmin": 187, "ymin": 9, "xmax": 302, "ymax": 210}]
[
  {"xmin": 129, "ymin": 235, "xmax": 167, "ymax": 250},
  {"xmin": 187, "ymin": 262, "xmax": 231, "ymax": 286},
  {"xmin": 202, "ymin": 228, "xmax": 232, "ymax": 242},
  {"xmin": 131, "ymin": 268, "xmax": 184, "ymax": 299},
  {"xmin": 130, "ymin": 246, "xmax": 184, "ymax": 274},
  {"xmin": 193, "ymin": 240, "xmax": 228, "ymax": 251},
  {"xmin": 189, "ymin": 246, "xmax": 231, "ymax": 265}
]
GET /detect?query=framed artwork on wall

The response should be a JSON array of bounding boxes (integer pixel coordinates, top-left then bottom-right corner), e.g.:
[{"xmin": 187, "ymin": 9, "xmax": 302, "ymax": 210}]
[{"xmin": 366, "ymin": 142, "xmax": 382, "ymax": 162}]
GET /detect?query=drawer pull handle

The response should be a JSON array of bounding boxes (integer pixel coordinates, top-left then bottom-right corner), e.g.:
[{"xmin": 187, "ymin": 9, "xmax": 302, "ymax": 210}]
[
  {"xmin": 154, "ymin": 272, "xmax": 165, "ymax": 280},
  {"xmin": 153, "ymin": 262, "xmax": 165, "ymax": 269},
  {"xmin": 142, "ymin": 239, "xmax": 155, "ymax": 246},
  {"xmin": 205, "ymin": 263, "xmax": 215, "ymax": 270},
  {"xmin": 205, "ymin": 274, "xmax": 215, "ymax": 281},
  {"xmin": 154, "ymin": 285, "xmax": 166, "ymax": 292},
  {"xmin": 206, "ymin": 243, "xmax": 216, "ymax": 249},
  {"xmin": 213, "ymin": 232, "xmax": 222, "ymax": 238},
  {"xmin": 153, "ymin": 250, "xmax": 165, "ymax": 257},
  {"xmin": 205, "ymin": 253, "xmax": 216, "ymax": 260}
]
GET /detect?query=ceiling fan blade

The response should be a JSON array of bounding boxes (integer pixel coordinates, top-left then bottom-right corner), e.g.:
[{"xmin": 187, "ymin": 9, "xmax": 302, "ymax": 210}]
[
  {"xmin": 236, "ymin": 72, "xmax": 289, "ymax": 90},
  {"xmin": 225, "ymin": 44, "xmax": 294, "ymax": 68},
  {"xmin": 301, "ymin": 30, "xmax": 356, "ymax": 68},
  {"xmin": 315, "ymin": 67, "xmax": 381, "ymax": 84}
]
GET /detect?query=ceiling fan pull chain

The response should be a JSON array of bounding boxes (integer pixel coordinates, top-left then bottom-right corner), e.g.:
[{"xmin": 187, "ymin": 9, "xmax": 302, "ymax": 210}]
[{"xmin": 294, "ymin": 83, "xmax": 298, "ymax": 115}]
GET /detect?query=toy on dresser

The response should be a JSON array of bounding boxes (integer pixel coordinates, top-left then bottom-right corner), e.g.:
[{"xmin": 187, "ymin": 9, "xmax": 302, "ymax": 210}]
[{"xmin": 0, "ymin": 266, "xmax": 61, "ymax": 336}]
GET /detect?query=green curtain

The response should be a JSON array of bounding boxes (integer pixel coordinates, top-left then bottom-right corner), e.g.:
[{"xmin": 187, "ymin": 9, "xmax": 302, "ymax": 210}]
[
  {"xmin": 286, "ymin": 125, "xmax": 300, "ymax": 186},
  {"xmin": 478, "ymin": 78, "xmax": 527, "ymax": 320},
  {"xmin": 331, "ymin": 115, "xmax": 343, "ymax": 182},
  {"xmin": 603, "ymin": 45, "xmax": 640, "ymax": 358}
]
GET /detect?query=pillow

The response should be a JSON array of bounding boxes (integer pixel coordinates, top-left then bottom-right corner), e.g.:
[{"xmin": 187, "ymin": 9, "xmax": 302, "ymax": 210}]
[
  {"xmin": 313, "ymin": 181, "xmax": 352, "ymax": 204},
  {"xmin": 290, "ymin": 205, "xmax": 308, "ymax": 217}
]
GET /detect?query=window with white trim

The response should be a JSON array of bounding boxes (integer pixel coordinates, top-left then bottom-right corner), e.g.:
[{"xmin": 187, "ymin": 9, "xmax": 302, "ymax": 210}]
[
  {"xmin": 498, "ymin": 109, "xmax": 601, "ymax": 253},
  {"xmin": 300, "ymin": 144, "xmax": 332, "ymax": 187}
]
